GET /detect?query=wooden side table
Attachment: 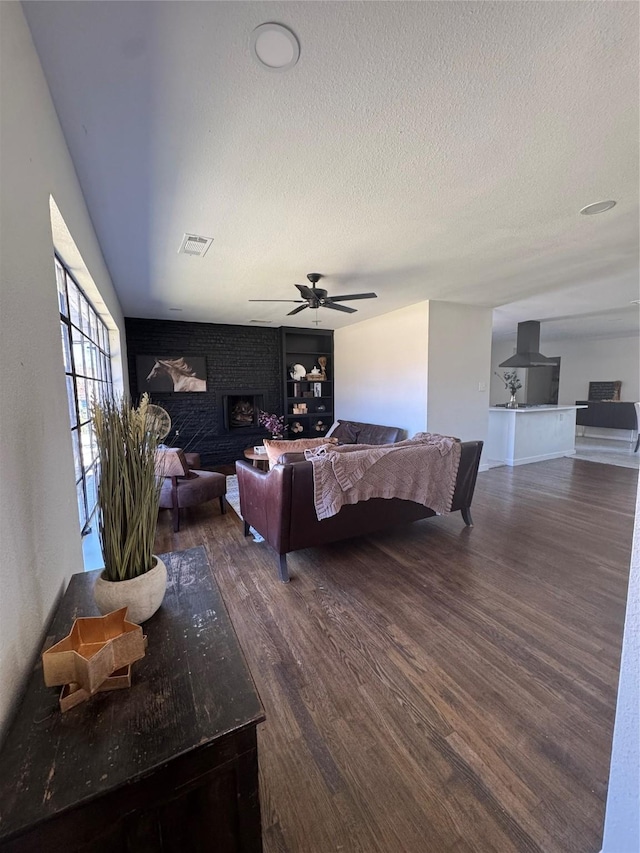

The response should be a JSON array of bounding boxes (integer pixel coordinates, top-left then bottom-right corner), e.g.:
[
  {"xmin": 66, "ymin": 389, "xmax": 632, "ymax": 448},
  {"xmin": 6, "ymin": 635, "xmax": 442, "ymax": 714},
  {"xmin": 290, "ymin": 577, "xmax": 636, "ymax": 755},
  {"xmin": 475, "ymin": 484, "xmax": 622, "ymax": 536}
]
[
  {"xmin": 243, "ymin": 447, "xmax": 269, "ymax": 471},
  {"xmin": 0, "ymin": 547, "xmax": 265, "ymax": 853}
]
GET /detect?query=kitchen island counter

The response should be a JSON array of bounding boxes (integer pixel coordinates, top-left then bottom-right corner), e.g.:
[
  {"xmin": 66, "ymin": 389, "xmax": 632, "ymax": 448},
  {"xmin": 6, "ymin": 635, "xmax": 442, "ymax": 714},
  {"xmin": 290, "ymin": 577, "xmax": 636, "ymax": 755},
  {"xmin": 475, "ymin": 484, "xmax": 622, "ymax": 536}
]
[{"xmin": 487, "ymin": 405, "xmax": 587, "ymax": 466}]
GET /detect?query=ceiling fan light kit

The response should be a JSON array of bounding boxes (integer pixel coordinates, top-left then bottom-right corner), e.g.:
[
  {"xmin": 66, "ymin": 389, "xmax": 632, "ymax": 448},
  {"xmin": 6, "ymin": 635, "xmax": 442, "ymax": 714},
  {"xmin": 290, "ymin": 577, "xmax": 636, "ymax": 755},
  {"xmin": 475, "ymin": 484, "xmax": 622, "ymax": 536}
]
[{"xmin": 249, "ymin": 272, "xmax": 377, "ymax": 316}]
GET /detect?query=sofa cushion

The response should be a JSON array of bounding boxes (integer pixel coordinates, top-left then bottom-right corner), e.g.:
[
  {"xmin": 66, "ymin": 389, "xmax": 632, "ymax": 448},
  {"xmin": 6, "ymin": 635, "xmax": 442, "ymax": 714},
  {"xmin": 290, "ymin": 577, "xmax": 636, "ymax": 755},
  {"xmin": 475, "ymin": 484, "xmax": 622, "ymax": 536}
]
[
  {"xmin": 355, "ymin": 422, "xmax": 401, "ymax": 445},
  {"xmin": 327, "ymin": 420, "xmax": 402, "ymax": 445},
  {"xmin": 159, "ymin": 469, "xmax": 226, "ymax": 509},
  {"xmin": 264, "ymin": 437, "xmax": 337, "ymax": 469},
  {"xmin": 326, "ymin": 420, "xmax": 359, "ymax": 444}
]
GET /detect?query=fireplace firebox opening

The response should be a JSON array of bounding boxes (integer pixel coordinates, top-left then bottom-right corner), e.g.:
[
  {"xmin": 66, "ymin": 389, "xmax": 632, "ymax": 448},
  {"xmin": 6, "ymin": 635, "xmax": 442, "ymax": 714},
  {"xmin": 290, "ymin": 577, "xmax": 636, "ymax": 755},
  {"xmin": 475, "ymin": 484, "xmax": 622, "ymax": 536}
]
[{"xmin": 222, "ymin": 391, "xmax": 265, "ymax": 433}]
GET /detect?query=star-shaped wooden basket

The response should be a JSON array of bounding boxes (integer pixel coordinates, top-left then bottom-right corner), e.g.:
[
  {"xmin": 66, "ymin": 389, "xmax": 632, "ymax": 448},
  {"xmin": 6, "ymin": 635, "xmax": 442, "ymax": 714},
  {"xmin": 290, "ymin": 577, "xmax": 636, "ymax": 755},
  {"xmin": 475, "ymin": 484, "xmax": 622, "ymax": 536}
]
[{"xmin": 42, "ymin": 608, "xmax": 146, "ymax": 711}]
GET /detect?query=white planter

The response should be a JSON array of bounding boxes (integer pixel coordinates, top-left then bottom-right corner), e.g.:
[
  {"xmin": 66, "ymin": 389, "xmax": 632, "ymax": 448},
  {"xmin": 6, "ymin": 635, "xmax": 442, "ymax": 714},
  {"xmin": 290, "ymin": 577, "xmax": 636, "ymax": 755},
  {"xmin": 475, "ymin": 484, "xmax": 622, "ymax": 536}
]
[{"xmin": 94, "ymin": 556, "xmax": 167, "ymax": 624}]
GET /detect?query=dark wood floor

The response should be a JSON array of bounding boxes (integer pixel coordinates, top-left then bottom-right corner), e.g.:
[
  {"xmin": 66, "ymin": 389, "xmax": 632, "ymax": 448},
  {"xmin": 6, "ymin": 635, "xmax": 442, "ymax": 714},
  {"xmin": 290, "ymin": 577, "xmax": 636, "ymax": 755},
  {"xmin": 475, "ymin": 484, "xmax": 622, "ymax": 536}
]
[{"xmin": 155, "ymin": 458, "xmax": 637, "ymax": 853}]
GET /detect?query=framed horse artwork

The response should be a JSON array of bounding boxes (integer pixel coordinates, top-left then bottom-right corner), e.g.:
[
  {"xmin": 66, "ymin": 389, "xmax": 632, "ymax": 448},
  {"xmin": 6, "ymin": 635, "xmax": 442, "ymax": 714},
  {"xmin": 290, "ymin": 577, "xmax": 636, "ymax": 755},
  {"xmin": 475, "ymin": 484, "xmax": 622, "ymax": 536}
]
[{"xmin": 136, "ymin": 355, "xmax": 207, "ymax": 393}]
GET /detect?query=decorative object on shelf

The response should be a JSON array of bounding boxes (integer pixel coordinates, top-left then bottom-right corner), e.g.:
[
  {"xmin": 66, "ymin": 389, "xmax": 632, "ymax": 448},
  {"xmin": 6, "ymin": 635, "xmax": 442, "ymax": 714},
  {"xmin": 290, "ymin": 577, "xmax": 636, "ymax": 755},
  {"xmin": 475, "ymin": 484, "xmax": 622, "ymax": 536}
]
[
  {"xmin": 291, "ymin": 421, "xmax": 304, "ymax": 434},
  {"xmin": 301, "ymin": 391, "xmax": 314, "ymax": 398},
  {"xmin": 313, "ymin": 420, "xmax": 328, "ymax": 433},
  {"xmin": 42, "ymin": 607, "xmax": 147, "ymax": 710},
  {"xmin": 289, "ymin": 363, "xmax": 306, "ymax": 380},
  {"xmin": 91, "ymin": 393, "xmax": 167, "ymax": 624},
  {"xmin": 495, "ymin": 370, "xmax": 522, "ymax": 408},
  {"xmin": 258, "ymin": 409, "xmax": 286, "ymax": 439},
  {"xmin": 306, "ymin": 366, "xmax": 322, "ymax": 380},
  {"xmin": 292, "ymin": 403, "xmax": 308, "ymax": 415},
  {"xmin": 137, "ymin": 355, "xmax": 207, "ymax": 392},
  {"xmin": 318, "ymin": 356, "xmax": 327, "ymax": 379},
  {"xmin": 313, "ymin": 383, "xmax": 323, "ymax": 397},
  {"xmin": 316, "ymin": 403, "xmax": 326, "ymax": 412}
]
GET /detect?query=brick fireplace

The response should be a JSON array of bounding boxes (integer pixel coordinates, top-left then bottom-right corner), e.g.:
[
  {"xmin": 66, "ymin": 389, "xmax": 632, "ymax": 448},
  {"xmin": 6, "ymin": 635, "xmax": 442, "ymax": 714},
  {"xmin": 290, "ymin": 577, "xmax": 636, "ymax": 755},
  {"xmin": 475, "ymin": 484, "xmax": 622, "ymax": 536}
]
[{"xmin": 125, "ymin": 318, "xmax": 281, "ymax": 466}]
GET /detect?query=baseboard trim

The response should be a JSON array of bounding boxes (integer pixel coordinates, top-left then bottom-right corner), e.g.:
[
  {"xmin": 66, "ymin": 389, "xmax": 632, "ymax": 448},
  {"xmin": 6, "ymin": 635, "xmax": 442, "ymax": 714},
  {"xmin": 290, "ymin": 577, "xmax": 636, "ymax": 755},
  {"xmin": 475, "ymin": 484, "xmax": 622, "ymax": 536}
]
[{"xmin": 506, "ymin": 450, "xmax": 576, "ymax": 467}]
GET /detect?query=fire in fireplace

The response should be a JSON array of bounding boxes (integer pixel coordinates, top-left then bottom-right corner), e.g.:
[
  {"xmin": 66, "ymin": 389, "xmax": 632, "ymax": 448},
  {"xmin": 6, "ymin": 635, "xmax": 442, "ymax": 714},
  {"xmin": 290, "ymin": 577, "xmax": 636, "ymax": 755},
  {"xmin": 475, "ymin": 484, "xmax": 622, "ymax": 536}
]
[{"xmin": 221, "ymin": 391, "xmax": 265, "ymax": 432}]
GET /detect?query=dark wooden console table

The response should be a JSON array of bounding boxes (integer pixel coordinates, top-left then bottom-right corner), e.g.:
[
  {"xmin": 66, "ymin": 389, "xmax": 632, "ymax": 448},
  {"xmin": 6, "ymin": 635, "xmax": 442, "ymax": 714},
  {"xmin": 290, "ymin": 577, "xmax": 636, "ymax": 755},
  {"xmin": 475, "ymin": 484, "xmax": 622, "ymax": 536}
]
[
  {"xmin": 0, "ymin": 547, "xmax": 265, "ymax": 852},
  {"xmin": 575, "ymin": 401, "xmax": 637, "ymax": 431}
]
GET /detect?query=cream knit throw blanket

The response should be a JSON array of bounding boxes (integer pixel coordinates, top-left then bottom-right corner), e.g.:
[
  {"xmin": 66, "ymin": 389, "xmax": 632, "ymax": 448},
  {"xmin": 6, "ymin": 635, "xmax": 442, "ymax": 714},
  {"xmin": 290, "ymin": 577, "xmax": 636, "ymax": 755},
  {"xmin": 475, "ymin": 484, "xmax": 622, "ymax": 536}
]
[{"xmin": 304, "ymin": 432, "xmax": 462, "ymax": 521}]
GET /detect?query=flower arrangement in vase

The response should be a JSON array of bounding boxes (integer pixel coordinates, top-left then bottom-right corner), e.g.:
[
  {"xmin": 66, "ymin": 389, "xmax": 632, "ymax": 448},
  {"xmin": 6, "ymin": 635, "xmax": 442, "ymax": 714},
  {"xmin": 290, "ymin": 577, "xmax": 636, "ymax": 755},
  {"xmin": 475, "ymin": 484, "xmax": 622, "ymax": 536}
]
[
  {"xmin": 495, "ymin": 371, "xmax": 522, "ymax": 407},
  {"xmin": 258, "ymin": 410, "xmax": 286, "ymax": 439}
]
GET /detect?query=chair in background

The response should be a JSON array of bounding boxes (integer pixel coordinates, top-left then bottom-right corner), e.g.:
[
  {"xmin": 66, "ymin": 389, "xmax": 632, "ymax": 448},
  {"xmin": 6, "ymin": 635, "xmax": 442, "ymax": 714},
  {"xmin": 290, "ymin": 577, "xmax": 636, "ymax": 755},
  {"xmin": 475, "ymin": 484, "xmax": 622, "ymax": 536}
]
[{"xmin": 156, "ymin": 448, "xmax": 226, "ymax": 532}]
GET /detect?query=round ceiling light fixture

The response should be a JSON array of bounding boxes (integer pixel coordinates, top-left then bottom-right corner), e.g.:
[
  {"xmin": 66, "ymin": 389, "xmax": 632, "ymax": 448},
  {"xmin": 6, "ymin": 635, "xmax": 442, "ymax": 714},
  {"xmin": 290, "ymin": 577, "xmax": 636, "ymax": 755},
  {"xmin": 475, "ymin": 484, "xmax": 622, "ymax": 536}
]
[
  {"xmin": 579, "ymin": 200, "xmax": 617, "ymax": 215},
  {"xmin": 251, "ymin": 23, "xmax": 300, "ymax": 72}
]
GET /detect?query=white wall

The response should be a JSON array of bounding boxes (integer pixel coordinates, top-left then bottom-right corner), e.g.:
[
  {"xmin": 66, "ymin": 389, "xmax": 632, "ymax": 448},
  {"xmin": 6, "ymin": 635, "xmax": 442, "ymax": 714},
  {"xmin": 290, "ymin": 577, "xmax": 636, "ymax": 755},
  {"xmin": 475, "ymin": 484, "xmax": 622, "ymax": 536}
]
[
  {"xmin": 426, "ymin": 302, "xmax": 492, "ymax": 445},
  {"xmin": 334, "ymin": 302, "xmax": 429, "ymax": 438},
  {"xmin": 335, "ymin": 300, "xmax": 492, "ymax": 451},
  {"xmin": 554, "ymin": 334, "xmax": 639, "ymax": 405},
  {"xmin": 602, "ymin": 478, "xmax": 640, "ymax": 852},
  {"xmin": 0, "ymin": 2, "xmax": 125, "ymax": 738}
]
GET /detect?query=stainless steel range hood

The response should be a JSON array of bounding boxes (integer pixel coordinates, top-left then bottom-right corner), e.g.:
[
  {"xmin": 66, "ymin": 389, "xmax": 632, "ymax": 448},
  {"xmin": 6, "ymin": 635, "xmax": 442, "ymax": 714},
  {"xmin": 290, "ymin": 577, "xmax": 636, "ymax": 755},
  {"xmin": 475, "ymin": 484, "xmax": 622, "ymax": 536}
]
[{"xmin": 498, "ymin": 321, "xmax": 555, "ymax": 368}]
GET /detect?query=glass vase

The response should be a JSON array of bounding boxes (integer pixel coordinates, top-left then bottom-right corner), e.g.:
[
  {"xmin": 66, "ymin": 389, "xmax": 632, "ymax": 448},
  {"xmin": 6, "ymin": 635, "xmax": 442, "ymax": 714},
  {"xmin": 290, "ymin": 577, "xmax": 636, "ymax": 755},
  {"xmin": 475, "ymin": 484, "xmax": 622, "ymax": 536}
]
[{"xmin": 506, "ymin": 394, "xmax": 518, "ymax": 408}]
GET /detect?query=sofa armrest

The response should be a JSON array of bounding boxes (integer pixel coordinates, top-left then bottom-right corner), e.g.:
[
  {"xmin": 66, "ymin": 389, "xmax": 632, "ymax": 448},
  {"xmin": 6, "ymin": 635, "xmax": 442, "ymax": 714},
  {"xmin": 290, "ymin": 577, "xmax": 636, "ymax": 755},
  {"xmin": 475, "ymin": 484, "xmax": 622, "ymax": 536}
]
[{"xmin": 235, "ymin": 460, "xmax": 293, "ymax": 554}]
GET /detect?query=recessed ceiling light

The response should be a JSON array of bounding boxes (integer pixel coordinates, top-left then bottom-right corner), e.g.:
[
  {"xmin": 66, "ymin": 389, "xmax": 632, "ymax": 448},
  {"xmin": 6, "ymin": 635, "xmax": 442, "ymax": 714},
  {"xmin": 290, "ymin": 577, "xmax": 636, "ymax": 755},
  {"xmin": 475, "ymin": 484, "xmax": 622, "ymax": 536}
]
[
  {"xmin": 579, "ymin": 200, "xmax": 617, "ymax": 215},
  {"xmin": 169, "ymin": 308, "xmax": 183, "ymax": 312},
  {"xmin": 251, "ymin": 23, "xmax": 300, "ymax": 72},
  {"xmin": 249, "ymin": 319, "xmax": 273, "ymax": 323},
  {"xmin": 631, "ymin": 300, "xmax": 640, "ymax": 305}
]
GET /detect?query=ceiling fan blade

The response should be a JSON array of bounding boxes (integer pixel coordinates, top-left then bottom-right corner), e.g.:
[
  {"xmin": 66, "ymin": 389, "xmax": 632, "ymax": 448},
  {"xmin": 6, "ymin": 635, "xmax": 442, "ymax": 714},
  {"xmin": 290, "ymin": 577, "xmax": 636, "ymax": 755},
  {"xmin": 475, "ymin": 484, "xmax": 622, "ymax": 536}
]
[
  {"xmin": 295, "ymin": 284, "xmax": 316, "ymax": 299},
  {"xmin": 323, "ymin": 302, "xmax": 357, "ymax": 314},
  {"xmin": 328, "ymin": 292, "xmax": 377, "ymax": 302},
  {"xmin": 287, "ymin": 304, "xmax": 309, "ymax": 316},
  {"xmin": 248, "ymin": 299, "xmax": 306, "ymax": 303}
]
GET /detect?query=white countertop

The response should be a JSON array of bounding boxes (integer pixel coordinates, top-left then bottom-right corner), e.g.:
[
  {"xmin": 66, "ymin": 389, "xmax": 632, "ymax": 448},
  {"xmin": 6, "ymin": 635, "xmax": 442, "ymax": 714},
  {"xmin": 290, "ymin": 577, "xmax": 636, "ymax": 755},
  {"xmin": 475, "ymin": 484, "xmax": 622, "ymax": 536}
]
[{"xmin": 489, "ymin": 405, "xmax": 588, "ymax": 413}]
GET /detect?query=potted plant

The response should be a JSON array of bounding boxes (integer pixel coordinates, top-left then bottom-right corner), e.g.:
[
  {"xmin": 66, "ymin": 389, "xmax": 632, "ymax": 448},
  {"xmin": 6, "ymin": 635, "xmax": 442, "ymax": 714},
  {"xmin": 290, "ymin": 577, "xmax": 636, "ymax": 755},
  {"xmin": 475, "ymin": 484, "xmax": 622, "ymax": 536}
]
[
  {"xmin": 91, "ymin": 392, "xmax": 167, "ymax": 623},
  {"xmin": 495, "ymin": 371, "xmax": 523, "ymax": 408}
]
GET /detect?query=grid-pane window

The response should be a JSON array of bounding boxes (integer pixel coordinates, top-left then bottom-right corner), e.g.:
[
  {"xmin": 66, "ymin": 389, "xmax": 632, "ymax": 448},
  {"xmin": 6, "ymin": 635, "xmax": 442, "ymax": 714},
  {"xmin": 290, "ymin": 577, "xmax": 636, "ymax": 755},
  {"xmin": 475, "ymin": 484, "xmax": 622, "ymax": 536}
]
[{"xmin": 56, "ymin": 256, "xmax": 112, "ymax": 534}]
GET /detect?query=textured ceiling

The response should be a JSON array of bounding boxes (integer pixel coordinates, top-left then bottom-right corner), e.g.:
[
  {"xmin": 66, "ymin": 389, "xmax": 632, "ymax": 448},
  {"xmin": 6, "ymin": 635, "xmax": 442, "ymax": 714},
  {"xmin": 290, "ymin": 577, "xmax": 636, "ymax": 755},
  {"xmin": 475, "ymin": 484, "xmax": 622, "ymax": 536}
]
[{"xmin": 23, "ymin": 1, "xmax": 639, "ymax": 337}]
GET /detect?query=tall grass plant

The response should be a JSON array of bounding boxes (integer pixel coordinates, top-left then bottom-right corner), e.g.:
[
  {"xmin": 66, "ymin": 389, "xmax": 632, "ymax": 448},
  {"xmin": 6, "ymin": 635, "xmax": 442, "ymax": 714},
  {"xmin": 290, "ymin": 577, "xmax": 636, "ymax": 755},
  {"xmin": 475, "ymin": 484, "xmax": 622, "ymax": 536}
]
[{"xmin": 92, "ymin": 393, "xmax": 161, "ymax": 581}]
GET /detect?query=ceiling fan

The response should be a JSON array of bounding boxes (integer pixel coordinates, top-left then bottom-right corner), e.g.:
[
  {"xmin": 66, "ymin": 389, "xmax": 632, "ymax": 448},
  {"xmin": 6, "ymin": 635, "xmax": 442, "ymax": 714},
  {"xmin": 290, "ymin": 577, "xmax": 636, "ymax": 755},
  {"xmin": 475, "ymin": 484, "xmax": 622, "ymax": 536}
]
[{"xmin": 249, "ymin": 273, "xmax": 377, "ymax": 316}]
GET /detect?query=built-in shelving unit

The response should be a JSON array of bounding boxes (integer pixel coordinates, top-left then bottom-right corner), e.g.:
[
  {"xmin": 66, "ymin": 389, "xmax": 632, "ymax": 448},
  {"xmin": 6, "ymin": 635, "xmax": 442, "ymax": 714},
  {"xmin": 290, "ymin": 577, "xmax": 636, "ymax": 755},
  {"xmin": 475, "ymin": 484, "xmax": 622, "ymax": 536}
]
[{"xmin": 281, "ymin": 327, "xmax": 334, "ymax": 439}]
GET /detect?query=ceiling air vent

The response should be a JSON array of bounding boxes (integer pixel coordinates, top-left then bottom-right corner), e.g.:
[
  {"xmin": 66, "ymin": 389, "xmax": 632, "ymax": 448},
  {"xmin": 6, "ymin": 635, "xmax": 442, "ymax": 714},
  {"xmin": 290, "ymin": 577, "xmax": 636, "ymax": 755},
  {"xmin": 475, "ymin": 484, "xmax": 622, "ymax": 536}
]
[{"xmin": 178, "ymin": 233, "xmax": 213, "ymax": 257}]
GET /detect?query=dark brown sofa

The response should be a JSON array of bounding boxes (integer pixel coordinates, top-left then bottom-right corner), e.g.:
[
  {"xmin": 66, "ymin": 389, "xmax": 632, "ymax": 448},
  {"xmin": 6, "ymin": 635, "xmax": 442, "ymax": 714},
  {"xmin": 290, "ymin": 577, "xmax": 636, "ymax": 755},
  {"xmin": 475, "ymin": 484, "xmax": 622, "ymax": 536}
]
[{"xmin": 236, "ymin": 438, "xmax": 483, "ymax": 582}]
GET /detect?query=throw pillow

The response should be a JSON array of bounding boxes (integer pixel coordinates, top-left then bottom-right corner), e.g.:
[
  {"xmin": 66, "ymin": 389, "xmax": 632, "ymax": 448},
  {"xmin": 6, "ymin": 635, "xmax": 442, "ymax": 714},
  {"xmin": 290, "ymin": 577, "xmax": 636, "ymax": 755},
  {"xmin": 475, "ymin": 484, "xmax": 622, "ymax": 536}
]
[{"xmin": 264, "ymin": 437, "xmax": 338, "ymax": 469}]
